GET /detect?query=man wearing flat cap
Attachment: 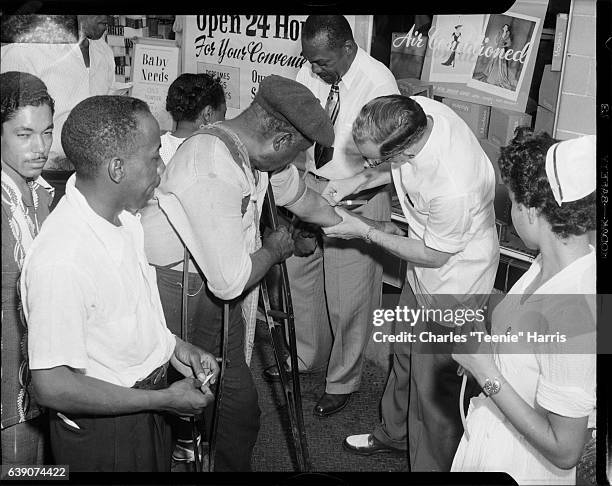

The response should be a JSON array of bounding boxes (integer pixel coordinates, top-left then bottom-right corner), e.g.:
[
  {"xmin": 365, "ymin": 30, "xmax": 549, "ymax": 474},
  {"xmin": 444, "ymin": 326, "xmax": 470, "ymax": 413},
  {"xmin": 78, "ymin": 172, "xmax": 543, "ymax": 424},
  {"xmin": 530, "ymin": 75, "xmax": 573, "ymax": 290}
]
[{"xmin": 140, "ymin": 74, "xmax": 361, "ymax": 471}]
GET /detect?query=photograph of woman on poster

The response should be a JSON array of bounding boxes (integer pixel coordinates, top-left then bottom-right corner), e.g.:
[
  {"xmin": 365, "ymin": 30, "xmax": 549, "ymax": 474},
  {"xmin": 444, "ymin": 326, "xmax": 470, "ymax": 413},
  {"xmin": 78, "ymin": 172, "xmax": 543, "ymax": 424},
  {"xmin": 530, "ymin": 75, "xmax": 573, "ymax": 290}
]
[
  {"xmin": 468, "ymin": 13, "xmax": 539, "ymax": 101},
  {"xmin": 441, "ymin": 24, "xmax": 462, "ymax": 67},
  {"xmin": 483, "ymin": 23, "xmax": 513, "ymax": 88},
  {"xmin": 425, "ymin": 14, "xmax": 486, "ymax": 84}
]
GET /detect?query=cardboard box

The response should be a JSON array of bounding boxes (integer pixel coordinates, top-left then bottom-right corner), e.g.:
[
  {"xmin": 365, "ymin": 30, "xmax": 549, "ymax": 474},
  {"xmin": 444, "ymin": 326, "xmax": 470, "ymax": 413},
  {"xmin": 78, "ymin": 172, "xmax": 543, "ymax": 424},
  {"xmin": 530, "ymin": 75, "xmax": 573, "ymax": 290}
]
[
  {"xmin": 479, "ymin": 138, "xmax": 502, "ymax": 184},
  {"xmin": 487, "ymin": 108, "xmax": 532, "ymax": 146},
  {"xmin": 538, "ymin": 64, "xmax": 561, "ymax": 112},
  {"xmin": 534, "ymin": 105, "xmax": 555, "ymax": 135},
  {"xmin": 442, "ymin": 98, "xmax": 491, "ymax": 139},
  {"xmin": 552, "ymin": 13, "xmax": 569, "ymax": 71},
  {"xmin": 396, "ymin": 78, "xmax": 433, "ymax": 99}
]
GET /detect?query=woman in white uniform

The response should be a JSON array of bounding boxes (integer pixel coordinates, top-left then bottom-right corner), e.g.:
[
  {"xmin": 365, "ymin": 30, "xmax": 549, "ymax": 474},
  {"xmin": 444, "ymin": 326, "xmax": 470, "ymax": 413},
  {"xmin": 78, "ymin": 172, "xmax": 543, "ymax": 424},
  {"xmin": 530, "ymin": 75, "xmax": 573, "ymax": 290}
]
[{"xmin": 451, "ymin": 130, "xmax": 596, "ymax": 485}]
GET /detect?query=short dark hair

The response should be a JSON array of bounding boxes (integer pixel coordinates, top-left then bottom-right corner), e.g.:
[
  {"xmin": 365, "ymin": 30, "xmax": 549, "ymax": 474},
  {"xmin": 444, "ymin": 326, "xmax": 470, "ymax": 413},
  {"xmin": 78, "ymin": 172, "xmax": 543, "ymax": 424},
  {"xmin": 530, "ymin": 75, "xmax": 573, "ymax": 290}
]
[
  {"xmin": 1, "ymin": 71, "xmax": 55, "ymax": 129},
  {"xmin": 61, "ymin": 95, "xmax": 151, "ymax": 178},
  {"xmin": 302, "ymin": 15, "xmax": 354, "ymax": 49},
  {"xmin": 352, "ymin": 95, "xmax": 427, "ymax": 157},
  {"xmin": 499, "ymin": 127, "xmax": 595, "ymax": 238},
  {"xmin": 165, "ymin": 73, "xmax": 226, "ymax": 123}
]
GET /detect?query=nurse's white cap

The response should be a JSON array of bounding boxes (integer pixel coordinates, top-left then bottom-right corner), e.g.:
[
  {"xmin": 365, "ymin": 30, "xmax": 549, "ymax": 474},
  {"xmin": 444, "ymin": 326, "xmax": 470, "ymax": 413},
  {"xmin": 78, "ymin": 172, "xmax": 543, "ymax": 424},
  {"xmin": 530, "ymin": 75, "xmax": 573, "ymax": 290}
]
[{"xmin": 545, "ymin": 135, "xmax": 596, "ymax": 206}]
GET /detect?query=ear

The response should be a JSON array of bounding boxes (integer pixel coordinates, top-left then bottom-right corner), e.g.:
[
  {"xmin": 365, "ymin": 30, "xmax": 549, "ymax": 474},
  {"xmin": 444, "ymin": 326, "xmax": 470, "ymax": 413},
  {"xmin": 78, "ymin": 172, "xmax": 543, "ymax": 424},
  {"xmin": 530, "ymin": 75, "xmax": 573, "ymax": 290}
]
[
  {"xmin": 108, "ymin": 157, "xmax": 125, "ymax": 184},
  {"xmin": 343, "ymin": 40, "xmax": 355, "ymax": 54},
  {"xmin": 272, "ymin": 132, "xmax": 293, "ymax": 152}
]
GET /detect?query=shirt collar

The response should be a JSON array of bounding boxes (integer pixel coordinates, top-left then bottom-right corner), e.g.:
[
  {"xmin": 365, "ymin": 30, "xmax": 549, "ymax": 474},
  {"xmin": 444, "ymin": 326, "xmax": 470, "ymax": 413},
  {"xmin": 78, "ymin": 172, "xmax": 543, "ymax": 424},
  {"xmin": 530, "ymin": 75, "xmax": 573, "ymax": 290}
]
[
  {"xmin": 339, "ymin": 46, "xmax": 363, "ymax": 91},
  {"xmin": 64, "ymin": 173, "xmax": 132, "ymax": 264}
]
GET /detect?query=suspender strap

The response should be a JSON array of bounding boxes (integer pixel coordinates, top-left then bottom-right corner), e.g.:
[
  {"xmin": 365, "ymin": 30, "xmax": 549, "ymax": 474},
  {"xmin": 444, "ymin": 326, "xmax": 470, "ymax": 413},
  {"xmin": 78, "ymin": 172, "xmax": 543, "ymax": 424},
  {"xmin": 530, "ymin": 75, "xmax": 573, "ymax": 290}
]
[{"xmin": 183, "ymin": 125, "xmax": 250, "ymax": 177}]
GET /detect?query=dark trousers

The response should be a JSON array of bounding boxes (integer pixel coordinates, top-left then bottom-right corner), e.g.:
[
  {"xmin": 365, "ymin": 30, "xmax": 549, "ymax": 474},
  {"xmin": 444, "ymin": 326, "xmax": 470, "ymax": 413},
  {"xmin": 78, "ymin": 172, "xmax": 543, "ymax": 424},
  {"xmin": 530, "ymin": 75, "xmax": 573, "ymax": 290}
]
[
  {"xmin": 373, "ymin": 284, "xmax": 480, "ymax": 471},
  {"xmin": 155, "ymin": 266, "xmax": 260, "ymax": 472},
  {"xmin": 48, "ymin": 408, "xmax": 172, "ymax": 472}
]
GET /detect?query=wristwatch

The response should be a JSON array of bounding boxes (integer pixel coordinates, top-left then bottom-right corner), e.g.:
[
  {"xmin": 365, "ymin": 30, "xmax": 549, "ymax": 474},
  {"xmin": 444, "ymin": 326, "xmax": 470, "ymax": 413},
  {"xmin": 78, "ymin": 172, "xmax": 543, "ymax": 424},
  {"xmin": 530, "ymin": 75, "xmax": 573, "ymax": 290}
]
[
  {"xmin": 482, "ymin": 377, "xmax": 503, "ymax": 396},
  {"xmin": 364, "ymin": 226, "xmax": 375, "ymax": 243}
]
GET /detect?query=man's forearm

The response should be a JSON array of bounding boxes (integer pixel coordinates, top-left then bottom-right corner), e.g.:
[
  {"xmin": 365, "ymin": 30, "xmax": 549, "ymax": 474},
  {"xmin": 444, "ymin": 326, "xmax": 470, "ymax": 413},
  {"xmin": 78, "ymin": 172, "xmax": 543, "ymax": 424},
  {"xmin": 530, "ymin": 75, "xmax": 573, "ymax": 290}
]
[
  {"xmin": 245, "ymin": 247, "xmax": 278, "ymax": 290},
  {"xmin": 287, "ymin": 187, "xmax": 342, "ymax": 227},
  {"xmin": 367, "ymin": 228, "xmax": 452, "ymax": 268},
  {"xmin": 32, "ymin": 367, "xmax": 166, "ymax": 415}
]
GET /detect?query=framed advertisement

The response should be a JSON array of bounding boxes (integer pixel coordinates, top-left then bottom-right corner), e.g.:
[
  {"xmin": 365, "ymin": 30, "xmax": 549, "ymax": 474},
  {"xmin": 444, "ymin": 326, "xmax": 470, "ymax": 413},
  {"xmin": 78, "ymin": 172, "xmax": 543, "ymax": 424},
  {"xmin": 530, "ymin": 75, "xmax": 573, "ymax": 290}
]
[
  {"xmin": 467, "ymin": 12, "xmax": 540, "ymax": 101},
  {"xmin": 426, "ymin": 14, "xmax": 486, "ymax": 84},
  {"xmin": 130, "ymin": 37, "xmax": 180, "ymax": 132}
]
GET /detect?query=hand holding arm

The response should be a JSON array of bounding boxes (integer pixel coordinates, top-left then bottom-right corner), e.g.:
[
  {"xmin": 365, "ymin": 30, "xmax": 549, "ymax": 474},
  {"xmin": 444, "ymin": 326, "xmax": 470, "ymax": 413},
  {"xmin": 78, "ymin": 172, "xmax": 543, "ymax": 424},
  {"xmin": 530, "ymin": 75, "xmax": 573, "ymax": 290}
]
[
  {"xmin": 285, "ymin": 186, "xmax": 342, "ymax": 227},
  {"xmin": 323, "ymin": 208, "xmax": 449, "ymax": 267},
  {"xmin": 321, "ymin": 163, "xmax": 393, "ymax": 206}
]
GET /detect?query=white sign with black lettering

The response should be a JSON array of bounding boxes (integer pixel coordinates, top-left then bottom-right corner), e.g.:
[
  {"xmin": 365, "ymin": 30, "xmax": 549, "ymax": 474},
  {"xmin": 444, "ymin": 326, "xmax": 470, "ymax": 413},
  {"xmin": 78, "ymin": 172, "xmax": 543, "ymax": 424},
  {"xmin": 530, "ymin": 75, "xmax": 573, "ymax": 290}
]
[{"xmin": 131, "ymin": 38, "xmax": 180, "ymax": 131}]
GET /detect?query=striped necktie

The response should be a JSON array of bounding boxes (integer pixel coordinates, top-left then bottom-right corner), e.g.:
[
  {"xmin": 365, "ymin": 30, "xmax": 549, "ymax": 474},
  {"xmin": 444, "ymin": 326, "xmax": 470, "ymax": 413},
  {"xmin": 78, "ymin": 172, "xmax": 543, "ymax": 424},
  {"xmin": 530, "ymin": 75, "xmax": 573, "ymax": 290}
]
[{"xmin": 314, "ymin": 82, "xmax": 340, "ymax": 169}]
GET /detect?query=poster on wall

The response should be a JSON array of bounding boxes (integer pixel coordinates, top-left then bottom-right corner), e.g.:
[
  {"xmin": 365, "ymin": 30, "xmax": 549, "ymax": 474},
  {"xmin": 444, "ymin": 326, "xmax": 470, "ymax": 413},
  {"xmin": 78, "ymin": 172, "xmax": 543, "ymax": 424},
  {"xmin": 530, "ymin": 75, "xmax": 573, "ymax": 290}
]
[
  {"xmin": 181, "ymin": 15, "xmax": 363, "ymax": 119},
  {"xmin": 131, "ymin": 38, "xmax": 180, "ymax": 131},
  {"xmin": 426, "ymin": 15, "xmax": 486, "ymax": 84},
  {"xmin": 421, "ymin": 0, "xmax": 548, "ymax": 112},
  {"xmin": 467, "ymin": 13, "xmax": 540, "ymax": 101}
]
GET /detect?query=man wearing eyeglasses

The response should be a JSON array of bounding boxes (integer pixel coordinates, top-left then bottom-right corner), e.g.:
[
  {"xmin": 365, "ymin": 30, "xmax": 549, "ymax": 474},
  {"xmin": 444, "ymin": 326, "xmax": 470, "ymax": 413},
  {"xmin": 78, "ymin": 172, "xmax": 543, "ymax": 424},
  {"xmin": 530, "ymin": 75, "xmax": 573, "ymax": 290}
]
[{"xmin": 322, "ymin": 95, "xmax": 499, "ymax": 471}]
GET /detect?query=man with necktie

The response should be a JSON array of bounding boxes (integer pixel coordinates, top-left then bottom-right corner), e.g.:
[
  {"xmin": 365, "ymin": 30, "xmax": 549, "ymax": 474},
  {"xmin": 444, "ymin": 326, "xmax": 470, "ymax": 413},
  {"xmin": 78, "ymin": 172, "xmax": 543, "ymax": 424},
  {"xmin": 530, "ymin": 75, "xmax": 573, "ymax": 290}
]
[{"xmin": 263, "ymin": 15, "xmax": 399, "ymax": 417}]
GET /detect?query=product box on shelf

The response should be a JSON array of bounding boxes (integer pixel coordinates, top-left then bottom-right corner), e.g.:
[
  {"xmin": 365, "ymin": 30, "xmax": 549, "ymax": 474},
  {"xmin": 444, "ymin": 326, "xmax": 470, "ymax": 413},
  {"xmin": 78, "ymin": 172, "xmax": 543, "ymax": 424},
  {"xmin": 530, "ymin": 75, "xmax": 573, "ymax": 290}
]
[
  {"xmin": 442, "ymin": 97, "xmax": 491, "ymax": 139},
  {"xmin": 538, "ymin": 64, "xmax": 561, "ymax": 112},
  {"xmin": 397, "ymin": 78, "xmax": 433, "ymax": 98},
  {"xmin": 487, "ymin": 107, "xmax": 532, "ymax": 147},
  {"xmin": 534, "ymin": 105, "xmax": 555, "ymax": 135}
]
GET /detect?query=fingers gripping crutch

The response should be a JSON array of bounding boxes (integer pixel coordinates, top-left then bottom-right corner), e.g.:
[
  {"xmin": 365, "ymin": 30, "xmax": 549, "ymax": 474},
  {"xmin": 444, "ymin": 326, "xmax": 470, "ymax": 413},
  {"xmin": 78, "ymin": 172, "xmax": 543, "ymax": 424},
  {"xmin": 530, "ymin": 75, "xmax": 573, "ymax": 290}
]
[{"xmin": 260, "ymin": 182, "xmax": 311, "ymax": 472}]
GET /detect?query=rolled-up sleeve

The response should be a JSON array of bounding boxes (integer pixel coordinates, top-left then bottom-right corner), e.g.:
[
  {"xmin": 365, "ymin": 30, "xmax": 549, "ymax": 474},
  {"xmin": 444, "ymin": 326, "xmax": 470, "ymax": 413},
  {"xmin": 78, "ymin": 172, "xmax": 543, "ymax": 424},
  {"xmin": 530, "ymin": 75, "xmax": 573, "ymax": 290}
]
[
  {"xmin": 423, "ymin": 194, "xmax": 473, "ymax": 253},
  {"xmin": 535, "ymin": 301, "xmax": 596, "ymax": 418},
  {"xmin": 270, "ymin": 164, "xmax": 303, "ymax": 206}
]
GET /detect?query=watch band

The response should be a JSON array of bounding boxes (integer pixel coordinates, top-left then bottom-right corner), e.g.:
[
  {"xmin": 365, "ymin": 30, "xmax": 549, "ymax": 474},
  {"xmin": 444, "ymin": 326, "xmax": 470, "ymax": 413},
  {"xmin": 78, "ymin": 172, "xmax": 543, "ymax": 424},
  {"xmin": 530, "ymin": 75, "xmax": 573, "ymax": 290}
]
[
  {"xmin": 483, "ymin": 376, "xmax": 503, "ymax": 396},
  {"xmin": 364, "ymin": 226, "xmax": 375, "ymax": 243}
]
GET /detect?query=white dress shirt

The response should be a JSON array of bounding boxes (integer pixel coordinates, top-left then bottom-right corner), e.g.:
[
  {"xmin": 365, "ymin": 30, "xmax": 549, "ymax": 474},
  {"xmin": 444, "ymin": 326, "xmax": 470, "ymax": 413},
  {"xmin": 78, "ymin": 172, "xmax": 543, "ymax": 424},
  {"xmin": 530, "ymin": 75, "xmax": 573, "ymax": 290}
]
[
  {"xmin": 1, "ymin": 39, "xmax": 115, "ymax": 160},
  {"xmin": 392, "ymin": 96, "xmax": 499, "ymax": 306},
  {"xmin": 22, "ymin": 175, "xmax": 176, "ymax": 388},
  {"xmin": 295, "ymin": 47, "xmax": 399, "ymax": 180}
]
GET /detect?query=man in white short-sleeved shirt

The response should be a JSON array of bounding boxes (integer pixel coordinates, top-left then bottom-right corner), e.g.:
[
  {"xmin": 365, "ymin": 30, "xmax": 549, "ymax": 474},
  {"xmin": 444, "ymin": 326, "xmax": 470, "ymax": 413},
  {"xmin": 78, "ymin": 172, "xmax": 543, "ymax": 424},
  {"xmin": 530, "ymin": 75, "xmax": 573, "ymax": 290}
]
[
  {"xmin": 322, "ymin": 95, "xmax": 499, "ymax": 470},
  {"xmin": 21, "ymin": 96, "xmax": 219, "ymax": 472},
  {"xmin": 1, "ymin": 15, "xmax": 116, "ymax": 168}
]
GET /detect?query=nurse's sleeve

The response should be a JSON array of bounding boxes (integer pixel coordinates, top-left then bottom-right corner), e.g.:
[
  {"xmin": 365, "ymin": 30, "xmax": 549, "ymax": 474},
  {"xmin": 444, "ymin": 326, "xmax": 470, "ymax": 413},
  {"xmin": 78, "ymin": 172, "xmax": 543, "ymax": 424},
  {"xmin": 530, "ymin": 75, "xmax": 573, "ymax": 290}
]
[{"xmin": 535, "ymin": 297, "xmax": 596, "ymax": 418}]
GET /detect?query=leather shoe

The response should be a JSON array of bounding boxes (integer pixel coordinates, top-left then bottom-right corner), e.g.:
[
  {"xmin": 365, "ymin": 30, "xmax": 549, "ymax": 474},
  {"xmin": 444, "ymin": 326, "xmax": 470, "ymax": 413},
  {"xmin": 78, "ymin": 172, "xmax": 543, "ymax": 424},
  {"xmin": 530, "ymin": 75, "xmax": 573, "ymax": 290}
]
[
  {"xmin": 313, "ymin": 392, "xmax": 351, "ymax": 417},
  {"xmin": 343, "ymin": 434, "xmax": 404, "ymax": 456}
]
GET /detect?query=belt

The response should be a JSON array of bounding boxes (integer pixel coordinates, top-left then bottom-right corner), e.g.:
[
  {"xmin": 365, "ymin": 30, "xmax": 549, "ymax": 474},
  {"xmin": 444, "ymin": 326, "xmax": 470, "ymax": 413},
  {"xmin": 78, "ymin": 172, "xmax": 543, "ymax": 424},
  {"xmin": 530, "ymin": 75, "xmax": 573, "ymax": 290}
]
[{"xmin": 132, "ymin": 362, "xmax": 169, "ymax": 390}]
